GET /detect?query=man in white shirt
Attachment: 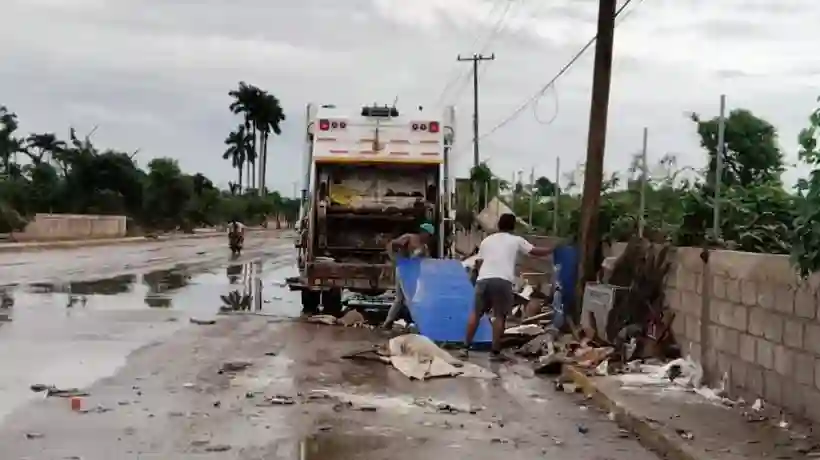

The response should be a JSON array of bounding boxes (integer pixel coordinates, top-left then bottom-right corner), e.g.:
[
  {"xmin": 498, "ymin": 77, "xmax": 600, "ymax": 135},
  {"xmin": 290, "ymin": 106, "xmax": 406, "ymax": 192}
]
[{"xmin": 463, "ymin": 213, "xmax": 553, "ymax": 360}]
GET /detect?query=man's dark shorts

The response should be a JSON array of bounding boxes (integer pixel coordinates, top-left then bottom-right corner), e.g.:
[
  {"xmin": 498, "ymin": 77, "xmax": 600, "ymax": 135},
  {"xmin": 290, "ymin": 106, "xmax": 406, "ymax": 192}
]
[{"xmin": 474, "ymin": 278, "xmax": 514, "ymax": 318}]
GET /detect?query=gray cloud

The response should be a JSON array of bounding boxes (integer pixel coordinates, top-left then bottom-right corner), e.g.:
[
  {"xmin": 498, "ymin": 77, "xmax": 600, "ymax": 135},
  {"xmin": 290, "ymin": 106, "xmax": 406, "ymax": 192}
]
[{"xmin": 1, "ymin": 0, "xmax": 818, "ymax": 194}]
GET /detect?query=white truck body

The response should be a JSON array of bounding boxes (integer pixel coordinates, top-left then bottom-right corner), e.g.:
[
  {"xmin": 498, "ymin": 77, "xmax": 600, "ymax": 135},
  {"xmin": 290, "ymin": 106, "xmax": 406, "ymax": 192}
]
[{"xmin": 290, "ymin": 104, "xmax": 455, "ymax": 312}]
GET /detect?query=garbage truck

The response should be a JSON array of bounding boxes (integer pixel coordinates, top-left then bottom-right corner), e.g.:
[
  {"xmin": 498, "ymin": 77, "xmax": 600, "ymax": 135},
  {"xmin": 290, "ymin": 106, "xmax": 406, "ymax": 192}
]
[{"xmin": 287, "ymin": 103, "xmax": 455, "ymax": 314}]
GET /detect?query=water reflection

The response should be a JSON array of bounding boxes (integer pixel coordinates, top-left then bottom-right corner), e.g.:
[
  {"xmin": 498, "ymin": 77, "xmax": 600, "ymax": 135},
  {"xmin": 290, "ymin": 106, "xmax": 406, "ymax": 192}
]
[
  {"xmin": 220, "ymin": 261, "xmax": 264, "ymax": 312},
  {"xmin": 0, "ymin": 287, "xmax": 13, "ymax": 323},
  {"xmin": 26, "ymin": 275, "xmax": 136, "ymax": 296},
  {"xmin": 143, "ymin": 267, "xmax": 192, "ymax": 308}
]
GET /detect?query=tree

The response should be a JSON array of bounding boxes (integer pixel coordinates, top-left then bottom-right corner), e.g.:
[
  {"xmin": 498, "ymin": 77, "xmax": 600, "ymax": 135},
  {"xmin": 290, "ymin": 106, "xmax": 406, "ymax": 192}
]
[
  {"xmin": 223, "ymin": 125, "xmax": 251, "ymax": 190},
  {"xmin": 254, "ymin": 92, "xmax": 286, "ymax": 195},
  {"xmin": 691, "ymin": 109, "xmax": 785, "ymax": 187},
  {"xmin": 792, "ymin": 97, "xmax": 820, "ymax": 277},
  {"xmin": 25, "ymin": 133, "xmax": 65, "ymax": 165},
  {"xmin": 534, "ymin": 176, "xmax": 557, "ymax": 197},
  {"xmin": 0, "ymin": 101, "xmax": 296, "ymax": 234}
]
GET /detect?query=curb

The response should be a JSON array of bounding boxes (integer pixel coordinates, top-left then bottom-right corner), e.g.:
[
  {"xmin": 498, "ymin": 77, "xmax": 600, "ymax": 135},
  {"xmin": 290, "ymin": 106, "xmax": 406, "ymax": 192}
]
[
  {"xmin": 0, "ymin": 228, "xmax": 287, "ymax": 254},
  {"xmin": 562, "ymin": 365, "xmax": 702, "ymax": 460}
]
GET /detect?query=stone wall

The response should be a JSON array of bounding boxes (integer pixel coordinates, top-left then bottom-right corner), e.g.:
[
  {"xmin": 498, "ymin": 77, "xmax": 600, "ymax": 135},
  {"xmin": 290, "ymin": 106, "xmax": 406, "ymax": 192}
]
[
  {"xmin": 13, "ymin": 214, "xmax": 127, "ymax": 241},
  {"xmin": 610, "ymin": 243, "xmax": 820, "ymax": 422}
]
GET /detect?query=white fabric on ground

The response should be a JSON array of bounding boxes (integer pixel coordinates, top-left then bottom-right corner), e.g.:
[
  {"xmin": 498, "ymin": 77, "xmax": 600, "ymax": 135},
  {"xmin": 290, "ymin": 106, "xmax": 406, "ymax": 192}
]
[{"xmin": 386, "ymin": 334, "xmax": 495, "ymax": 380}]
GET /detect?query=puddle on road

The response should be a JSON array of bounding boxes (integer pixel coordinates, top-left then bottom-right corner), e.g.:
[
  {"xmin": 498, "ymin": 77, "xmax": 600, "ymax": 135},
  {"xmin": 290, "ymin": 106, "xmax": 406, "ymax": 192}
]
[
  {"xmin": 298, "ymin": 431, "xmax": 396, "ymax": 460},
  {"xmin": 0, "ymin": 254, "xmax": 301, "ymax": 422}
]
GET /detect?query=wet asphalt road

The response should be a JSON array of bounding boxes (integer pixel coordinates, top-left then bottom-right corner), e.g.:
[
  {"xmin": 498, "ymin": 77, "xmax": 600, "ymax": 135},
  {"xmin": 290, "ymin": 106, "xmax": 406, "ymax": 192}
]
[{"xmin": 0, "ymin": 234, "xmax": 658, "ymax": 459}]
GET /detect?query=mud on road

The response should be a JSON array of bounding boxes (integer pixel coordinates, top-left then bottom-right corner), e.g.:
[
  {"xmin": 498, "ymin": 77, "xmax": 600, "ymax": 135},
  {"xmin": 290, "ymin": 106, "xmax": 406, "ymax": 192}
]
[{"xmin": 0, "ymin": 235, "xmax": 659, "ymax": 459}]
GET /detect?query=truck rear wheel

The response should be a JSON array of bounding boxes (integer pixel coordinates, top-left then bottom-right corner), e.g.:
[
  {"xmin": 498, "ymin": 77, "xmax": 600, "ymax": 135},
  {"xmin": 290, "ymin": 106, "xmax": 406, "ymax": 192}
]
[
  {"xmin": 301, "ymin": 290, "xmax": 321, "ymax": 314},
  {"xmin": 321, "ymin": 288, "xmax": 343, "ymax": 316}
]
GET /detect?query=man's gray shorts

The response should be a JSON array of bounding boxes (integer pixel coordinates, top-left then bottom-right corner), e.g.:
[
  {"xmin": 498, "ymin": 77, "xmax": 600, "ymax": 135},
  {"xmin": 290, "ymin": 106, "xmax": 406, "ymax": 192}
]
[{"xmin": 474, "ymin": 278, "xmax": 514, "ymax": 318}]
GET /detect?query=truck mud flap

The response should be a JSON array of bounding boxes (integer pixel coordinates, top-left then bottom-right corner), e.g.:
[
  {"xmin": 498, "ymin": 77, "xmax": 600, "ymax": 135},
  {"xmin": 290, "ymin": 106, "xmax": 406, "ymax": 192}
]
[{"xmin": 306, "ymin": 262, "xmax": 394, "ymax": 290}]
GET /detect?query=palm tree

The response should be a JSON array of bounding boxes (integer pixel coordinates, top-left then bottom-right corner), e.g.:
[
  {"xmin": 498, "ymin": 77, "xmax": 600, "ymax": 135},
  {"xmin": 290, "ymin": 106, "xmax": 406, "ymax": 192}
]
[
  {"xmin": 0, "ymin": 106, "xmax": 23, "ymax": 174},
  {"xmin": 26, "ymin": 133, "xmax": 65, "ymax": 165},
  {"xmin": 223, "ymin": 125, "xmax": 251, "ymax": 191},
  {"xmin": 229, "ymin": 82, "xmax": 262, "ymax": 191},
  {"xmin": 254, "ymin": 92, "xmax": 285, "ymax": 195}
]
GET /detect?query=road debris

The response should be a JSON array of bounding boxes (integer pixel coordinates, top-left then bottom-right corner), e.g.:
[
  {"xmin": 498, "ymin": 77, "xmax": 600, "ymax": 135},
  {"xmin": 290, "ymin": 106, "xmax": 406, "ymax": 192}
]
[
  {"xmin": 219, "ymin": 360, "xmax": 252, "ymax": 373},
  {"xmin": 30, "ymin": 384, "xmax": 89, "ymax": 398},
  {"xmin": 189, "ymin": 318, "xmax": 216, "ymax": 325},
  {"xmin": 258, "ymin": 395, "xmax": 295, "ymax": 406}
]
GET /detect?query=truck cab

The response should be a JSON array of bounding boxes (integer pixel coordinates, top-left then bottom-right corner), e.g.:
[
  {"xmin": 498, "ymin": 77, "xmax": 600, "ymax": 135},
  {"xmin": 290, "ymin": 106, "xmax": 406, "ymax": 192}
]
[{"xmin": 290, "ymin": 104, "xmax": 455, "ymax": 314}]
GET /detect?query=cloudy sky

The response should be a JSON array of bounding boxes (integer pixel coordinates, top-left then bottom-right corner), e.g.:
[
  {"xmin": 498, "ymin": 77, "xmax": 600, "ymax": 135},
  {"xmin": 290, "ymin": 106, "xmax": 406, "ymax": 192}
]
[{"xmin": 2, "ymin": 0, "xmax": 818, "ymax": 194}]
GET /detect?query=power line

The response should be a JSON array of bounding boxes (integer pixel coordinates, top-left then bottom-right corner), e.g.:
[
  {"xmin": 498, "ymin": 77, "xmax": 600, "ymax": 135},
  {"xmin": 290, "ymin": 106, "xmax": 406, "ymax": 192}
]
[
  {"xmin": 436, "ymin": 0, "xmax": 523, "ymax": 107},
  {"xmin": 478, "ymin": 0, "xmax": 644, "ymax": 141},
  {"xmin": 441, "ymin": 0, "xmax": 521, "ymax": 105},
  {"xmin": 433, "ymin": 0, "xmax": 507, "ymax": 106}
]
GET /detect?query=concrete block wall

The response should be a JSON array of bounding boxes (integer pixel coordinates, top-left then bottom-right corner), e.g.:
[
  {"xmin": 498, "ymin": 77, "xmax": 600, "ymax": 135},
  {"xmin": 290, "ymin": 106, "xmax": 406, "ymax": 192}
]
[
  {"xmin": 609, "ymin": 243, "xmax": 820, "ymax": 423},
  {"xmin": 13, "ymin": 214, "xmax": 127, "ymax": 241}
]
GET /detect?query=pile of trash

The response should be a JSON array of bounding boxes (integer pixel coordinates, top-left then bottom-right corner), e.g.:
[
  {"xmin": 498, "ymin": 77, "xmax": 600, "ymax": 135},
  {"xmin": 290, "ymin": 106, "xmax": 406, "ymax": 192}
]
[{"xmin": 503, "ymin": 236, "xmax": 681, "ymax": 376}]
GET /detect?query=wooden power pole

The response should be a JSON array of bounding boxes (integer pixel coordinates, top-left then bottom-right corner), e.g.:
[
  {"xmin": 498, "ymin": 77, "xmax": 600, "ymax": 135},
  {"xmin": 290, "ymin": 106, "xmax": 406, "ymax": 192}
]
[
  {"xmin": 575, "ymin": 0, "xmax": 617, "ymax": 320},
  {"xmin": 457, "ymin": 53, "xmax": 495, "ymax": 170}
]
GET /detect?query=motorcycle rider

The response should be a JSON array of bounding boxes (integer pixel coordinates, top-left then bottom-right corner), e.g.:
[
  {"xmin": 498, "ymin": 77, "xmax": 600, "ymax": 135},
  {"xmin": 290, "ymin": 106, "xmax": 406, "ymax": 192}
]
[{"xmin": 227, "ymin": 218, "xmax": 246, "ymax": 247}]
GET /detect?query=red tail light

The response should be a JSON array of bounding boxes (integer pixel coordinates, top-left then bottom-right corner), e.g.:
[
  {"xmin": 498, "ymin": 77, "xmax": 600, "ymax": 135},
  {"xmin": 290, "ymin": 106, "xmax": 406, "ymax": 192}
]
[
  {"xmin": 429, "ymin": 121, "xmax": 440, "ymax": 133},
  {"xmin": 318, "ymin": 119, "xmax": 330, "ymax": 131}
]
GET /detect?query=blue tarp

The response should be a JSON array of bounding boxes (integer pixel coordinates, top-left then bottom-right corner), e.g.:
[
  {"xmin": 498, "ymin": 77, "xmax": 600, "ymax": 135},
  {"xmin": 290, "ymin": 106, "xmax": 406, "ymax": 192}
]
[
  {"xmin": 553, "ymin": 245, "xmax": 578, "ymax": 314},
  {"xmin": 395, "ymin": 258, "xmax": 493, "ymax": 346}
]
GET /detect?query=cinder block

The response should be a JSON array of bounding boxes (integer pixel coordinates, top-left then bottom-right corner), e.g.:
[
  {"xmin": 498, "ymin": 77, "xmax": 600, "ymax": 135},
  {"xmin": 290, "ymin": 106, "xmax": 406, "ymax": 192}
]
[
  {"xmin": 696, "ymin": 274, "xmax": 703, "ymax": 295},
  {"xmin": 672, "ymin": 312, "xmax": 686, "ymax": 338},
  {"xmin": 739, "ymin": 334, "xmax": 756, "ymax": 363},
  {"xmin": 710, "ymin": 326, "xmax": 739, "ymax": 355},
  {"xmin": 748, "ymin": 307, "xmax": 766, "ymax": 337},
  {"xmin": 713, "ymin": 275, "xmax": 727, "ymax": 299},
  {"xmin": 716, "ymin": 352, "xmax": 733, "ymax": 380},
  {"xmin": 666, "ymin": 288, "xmax": 680, "ymax": 312},
  {"xmin": 795, "ymin": 286, "xmax": 816, "ymax": 319},
  {"xmin": 814, "ymin": 358, "xmax": 820, "ymax": 391},
  {"xmin": 685, "ymin": 315, "xmax": 701, "ymax": 342},
  {"xmin": 727, "ymin": 278, "xmax": 741, "ymax": 303},
  {"xmin": 681, "ymin": 290, "xmax": 702, "ymax": 318},
  {"xmin": 764, "ymin": 370, "xmax": 783, "ymax": 405},
  {"xmin": 711, "ymin": 299, "xmax": 728, "ymax": 324},
  {"xmin": 803, "ymin": 386, "xmax": 820, "ymax": 422},
  {"xmin": 805, "ymin": 324, "xmax": 820, "ymax": 354},
  {"xmin": 757, "ymin": 282, "xmax": 775, "ymax": 310},
  {"xmin": 722, "ymin": 327, "xmax": 740, "ymax": 355},
  {"xmin": 741, "ymin": 280, "xmax": 757, "ymax": 306},
  {"xmin": 756, "ymin": 338, "xmax": 774, "ymax": 369},
  {"xmin": 781, "ymin": 381, "xmax": 805, "ymax": 417},
  {"xmin": 729, "ymin": 304, "xmax": 748, "ymax": 331},
  {"xmin": 745, "ymin": 366, "xmax": 764, "ymax": 396},
  {"xmin": 795, "ymin": 353, "xmax": 814, "ymax": 385},
  {"xmin": 774, "ymin": 345, "xmax": 794, "ymax": 377},
  {"xmin": 774, "ymin": 285, "xmax": 795, "ymax": 315},
  {"xmin": 731, "ymin": 359, "xmax": 748, "ymax": 389},
  {"xmin": 763, "ymin": 313, "xmax": 783, "ymax": 343},
  {"xmin": 784, "ymin": 319, "xmax": 805, "ymax": 349}
]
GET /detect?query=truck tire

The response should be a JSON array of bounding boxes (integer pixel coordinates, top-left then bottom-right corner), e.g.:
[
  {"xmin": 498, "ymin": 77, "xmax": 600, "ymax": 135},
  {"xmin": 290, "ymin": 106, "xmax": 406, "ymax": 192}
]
[
  {"xmin": 301, "ymin": 290, "xmax": 321, "ymax": 314},
  {"xmin": 321, "ymin": 288, "xmax": 343, "ymax": 316}
]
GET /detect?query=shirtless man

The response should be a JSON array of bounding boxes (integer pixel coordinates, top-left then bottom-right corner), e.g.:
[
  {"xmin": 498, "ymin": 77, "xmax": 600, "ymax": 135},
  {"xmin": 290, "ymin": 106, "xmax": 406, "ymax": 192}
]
[{"xmin": 381, "ymin": 222, "xmax": 435, "ymax": 329}]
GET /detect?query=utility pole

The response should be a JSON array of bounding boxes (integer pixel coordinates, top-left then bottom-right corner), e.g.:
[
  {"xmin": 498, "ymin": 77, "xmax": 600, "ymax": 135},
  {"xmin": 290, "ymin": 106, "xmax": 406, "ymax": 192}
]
[
  {"xmin": 553, "ymin": 157, "xmax": 560, "ymax": 235},
  {"xmin": 575, "ymin": 0, "xmax": 616, "ymax": 322},
  {"xmin": 528, "ymin": 167, "xmax": 535, "ymax": 227},
  {"xmin": 638, "ymin": 127, "xmax": 648, "ymax": 238},
  {"xmin": 457, "ymin": 53, "xmax": 495, "ymax": 169},
  {"xmin": 714, "ymin": 95, "xmax": 726, "ymax": 242}
]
